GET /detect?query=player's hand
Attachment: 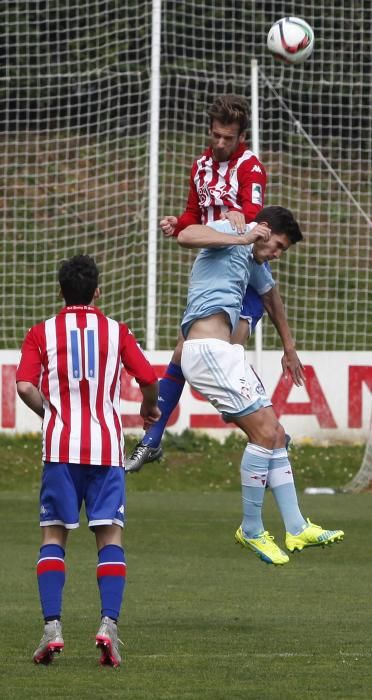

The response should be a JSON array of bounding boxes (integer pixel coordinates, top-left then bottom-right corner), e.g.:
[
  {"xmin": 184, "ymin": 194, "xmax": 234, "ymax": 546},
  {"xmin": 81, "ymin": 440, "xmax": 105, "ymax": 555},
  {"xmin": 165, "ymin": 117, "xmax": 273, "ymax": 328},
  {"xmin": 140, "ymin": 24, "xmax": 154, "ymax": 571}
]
[
  {"xmin": 220, "ymin": 210, "xmax": 246, "ymax": 233},
  {"xmin": 140, "ymin": 403, "xmax": 161, "ymax": 431},
  {"xmin": 242, "ymin": 222, "xmax": 271, "ymax": 245},
  {"xmin": 281, "ymin": 348, "xmax": 305, "ymax": 387},
  {"xmin": 160, "ymin": 215, "xmax": 178, "ymax": 237}
]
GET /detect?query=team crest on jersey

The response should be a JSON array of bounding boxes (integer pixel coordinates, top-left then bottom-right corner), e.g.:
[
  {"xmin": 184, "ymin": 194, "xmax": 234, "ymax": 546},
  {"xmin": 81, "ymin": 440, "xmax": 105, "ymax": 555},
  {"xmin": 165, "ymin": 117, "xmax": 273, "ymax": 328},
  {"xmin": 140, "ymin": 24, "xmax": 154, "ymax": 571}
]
[
  {"xmin": 198, "ymin": 182, "xmax": 211, "ymax": 205},
  {"xmin": 252, "ymin": 183, "xmax": 262, "ymax": 205},
  {"xmin": 210, "ymin": 184, "xmax": 228, "ymax": 202}
]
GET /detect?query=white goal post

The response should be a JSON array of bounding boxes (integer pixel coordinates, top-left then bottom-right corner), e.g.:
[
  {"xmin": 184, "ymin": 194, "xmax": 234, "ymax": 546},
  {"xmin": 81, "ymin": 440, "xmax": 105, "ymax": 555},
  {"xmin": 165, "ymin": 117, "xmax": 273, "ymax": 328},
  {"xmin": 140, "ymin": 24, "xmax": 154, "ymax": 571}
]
[{"xmin": 343, "ymin": 406, "xmax": 372, "ymax": 493}]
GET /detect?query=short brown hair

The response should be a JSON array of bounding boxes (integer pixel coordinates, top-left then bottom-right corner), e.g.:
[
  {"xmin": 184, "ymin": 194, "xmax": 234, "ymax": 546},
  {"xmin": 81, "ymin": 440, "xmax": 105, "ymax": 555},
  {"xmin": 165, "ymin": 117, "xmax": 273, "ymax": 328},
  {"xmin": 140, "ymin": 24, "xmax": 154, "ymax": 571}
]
[
  {"xmin": 255, "ymin": 206, "xmax": 303, "ymax": 244},
  {"xmin": 208, "ymin": 94, "xmax": 249, "ymax": 134}
]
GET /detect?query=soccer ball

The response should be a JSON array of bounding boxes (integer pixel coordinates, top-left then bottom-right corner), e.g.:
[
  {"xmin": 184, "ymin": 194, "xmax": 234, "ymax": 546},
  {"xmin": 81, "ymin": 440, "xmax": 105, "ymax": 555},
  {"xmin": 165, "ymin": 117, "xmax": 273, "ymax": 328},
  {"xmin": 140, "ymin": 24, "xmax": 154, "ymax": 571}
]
[{"xmin": 267, "ymin": 17, "xmax": 314, "ymax": 65}]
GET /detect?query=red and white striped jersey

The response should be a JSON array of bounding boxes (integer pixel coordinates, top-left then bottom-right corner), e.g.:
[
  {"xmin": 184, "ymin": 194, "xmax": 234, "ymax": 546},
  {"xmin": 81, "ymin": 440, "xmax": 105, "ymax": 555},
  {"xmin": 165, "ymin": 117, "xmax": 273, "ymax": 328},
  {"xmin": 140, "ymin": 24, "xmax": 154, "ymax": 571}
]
[
  {"xmin": 16, "ymin": 305, "xmax": 157, "ymax": 467},
  {"xmin": 173, "ymin": 143, "xmax": 266, "ymax": 236}
]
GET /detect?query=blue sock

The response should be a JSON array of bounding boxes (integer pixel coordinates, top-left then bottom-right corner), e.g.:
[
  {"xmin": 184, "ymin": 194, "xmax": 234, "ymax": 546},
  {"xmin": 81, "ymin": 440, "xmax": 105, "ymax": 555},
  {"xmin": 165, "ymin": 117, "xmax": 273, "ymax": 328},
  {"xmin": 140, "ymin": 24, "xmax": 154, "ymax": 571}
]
[
  {"xmin": 97, "ymin": 545, "xmax": 126, "ymax": 621},
  {"xmin": 142, "ymin": 362, "xmax": 185, "ymax": 448},
  {"xmin": 266, "ymin": 448, "xmax": 306, "ymax": 534},
  {"xmin": 37, "ymin": 544, "xmax": 66, "ymax": 621},
  {"xmin": 240, "ymin": 443, "xmax": 272, "ymax": 538}
]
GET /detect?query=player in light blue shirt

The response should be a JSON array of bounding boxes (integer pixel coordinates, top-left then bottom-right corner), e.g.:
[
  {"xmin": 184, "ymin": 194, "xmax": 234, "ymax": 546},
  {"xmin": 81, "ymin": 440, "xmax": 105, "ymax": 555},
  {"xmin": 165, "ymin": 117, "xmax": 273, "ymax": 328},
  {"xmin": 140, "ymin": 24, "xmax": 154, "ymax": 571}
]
[
  {"xmin": 178, "ymin": 206, "xmax": 344, "ymax": 565},
  {"xmin": 181, "ymin": 219, "xmax": 275, "ymax": 339}
]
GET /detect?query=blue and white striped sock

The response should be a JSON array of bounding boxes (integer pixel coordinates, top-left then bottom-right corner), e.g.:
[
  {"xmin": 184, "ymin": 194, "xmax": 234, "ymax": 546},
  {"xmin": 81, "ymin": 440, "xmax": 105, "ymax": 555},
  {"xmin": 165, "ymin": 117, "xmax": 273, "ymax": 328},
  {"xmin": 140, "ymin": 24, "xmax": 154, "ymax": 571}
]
[
  {"xmin": 266, "ymin": 448, "xmax": 306, "ymax": 535},
  {"xmin": 240, "ymin": 443, "xmax": 272, "ymax": 538}
]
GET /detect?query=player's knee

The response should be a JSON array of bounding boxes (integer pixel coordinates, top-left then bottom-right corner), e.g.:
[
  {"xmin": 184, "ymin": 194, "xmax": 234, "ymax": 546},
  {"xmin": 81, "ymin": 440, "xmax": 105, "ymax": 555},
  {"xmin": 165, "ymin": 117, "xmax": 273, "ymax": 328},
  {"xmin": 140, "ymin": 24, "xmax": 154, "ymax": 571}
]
[
  {"xmin": 251, "ymin": 421, "xmax": 278, "ymax": 449},
  {"xmin": 95, "ymin": 524, "xmax": 122, "ymax": 550}
]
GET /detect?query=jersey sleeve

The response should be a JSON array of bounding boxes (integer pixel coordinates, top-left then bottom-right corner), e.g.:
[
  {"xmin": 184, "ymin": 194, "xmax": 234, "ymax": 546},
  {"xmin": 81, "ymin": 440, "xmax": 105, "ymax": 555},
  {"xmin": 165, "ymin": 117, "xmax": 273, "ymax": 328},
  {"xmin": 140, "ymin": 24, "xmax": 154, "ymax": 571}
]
[
  {"xmin": 16, "ymin": 326, "xmax": 43, "ymax": 386},
  {"xmin": 236, "ymin": 156, "xmax": 267, "ymax": 223},
  {"xmin": 249, "ymin": 261, "xmax": 275, "ymax": 296},
  {"xmin": 120, "ymin": 325, "xmax": 158, "ymax": 386},
  {"xmin": 173, "ymin": 162, "xmax": 202, "ymax": 236}
]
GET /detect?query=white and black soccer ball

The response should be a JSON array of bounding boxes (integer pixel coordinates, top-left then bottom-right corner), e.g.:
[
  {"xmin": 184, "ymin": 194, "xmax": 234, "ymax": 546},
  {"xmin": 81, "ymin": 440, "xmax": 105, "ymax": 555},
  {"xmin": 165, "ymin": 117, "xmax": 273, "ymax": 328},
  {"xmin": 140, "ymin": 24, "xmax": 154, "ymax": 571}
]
[{"xmin": 267, "ymin": 17, "xmax": 314, "ymax": 65}]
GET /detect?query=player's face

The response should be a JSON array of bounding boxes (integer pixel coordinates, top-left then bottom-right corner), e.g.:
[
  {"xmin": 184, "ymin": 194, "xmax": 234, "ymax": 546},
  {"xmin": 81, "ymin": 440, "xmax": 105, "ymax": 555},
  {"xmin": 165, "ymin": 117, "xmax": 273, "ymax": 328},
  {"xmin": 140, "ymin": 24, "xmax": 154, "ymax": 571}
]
[
  {"xmin": 209, "ymin": 120, "xmax": 246, "ymax": 161},
  {"xmin": 253, "ymin": 233, "xmax": 291, "ymax": 264}
]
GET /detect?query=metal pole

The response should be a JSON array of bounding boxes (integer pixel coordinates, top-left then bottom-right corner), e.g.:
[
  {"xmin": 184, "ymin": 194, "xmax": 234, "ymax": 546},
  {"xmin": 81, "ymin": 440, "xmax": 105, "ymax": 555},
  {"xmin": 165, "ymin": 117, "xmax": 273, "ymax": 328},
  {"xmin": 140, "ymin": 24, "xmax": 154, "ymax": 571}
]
[
  {"xmin": 146, "ymin": 0, "xmax": 161, "ymax": 350},
  {"xmin": 250, "ymin": 58, "xmax": 263, "ymax": 376}
]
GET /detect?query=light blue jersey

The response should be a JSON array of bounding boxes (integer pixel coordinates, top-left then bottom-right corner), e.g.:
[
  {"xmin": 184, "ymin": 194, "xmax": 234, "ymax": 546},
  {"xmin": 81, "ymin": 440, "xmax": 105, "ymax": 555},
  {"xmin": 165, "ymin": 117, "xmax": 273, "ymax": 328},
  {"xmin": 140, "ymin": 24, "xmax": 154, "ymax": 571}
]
[{"xmin": 181, "ymin": 220, "xmax": 275, "ymax": 338}]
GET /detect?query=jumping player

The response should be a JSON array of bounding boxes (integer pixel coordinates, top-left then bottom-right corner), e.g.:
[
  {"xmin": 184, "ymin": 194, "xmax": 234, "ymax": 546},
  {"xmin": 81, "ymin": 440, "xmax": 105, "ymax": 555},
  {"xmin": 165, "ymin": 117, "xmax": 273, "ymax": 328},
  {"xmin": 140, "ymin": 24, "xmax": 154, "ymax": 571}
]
[
  {"xmin": 127, "ymin": 95, "xmax": 301, "ymax": 472},
  {"xmin": 178, "ymin": 207, "xmax": 344, "ymax": 565}
]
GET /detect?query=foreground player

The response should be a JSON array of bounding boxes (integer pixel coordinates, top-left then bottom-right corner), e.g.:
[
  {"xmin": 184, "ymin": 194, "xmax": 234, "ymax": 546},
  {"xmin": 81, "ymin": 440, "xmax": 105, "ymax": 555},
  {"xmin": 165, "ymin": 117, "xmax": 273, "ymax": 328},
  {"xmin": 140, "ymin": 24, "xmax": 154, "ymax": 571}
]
[
  {"xmin": 16, "ymin": 255, "xmax": 160, "ymax": 667},
  {"xmin": 178, "ymin": 207, "xmax": 344, "ymax": 565},
  {"xmin": 127, "ymin": 94, "xmax": 300, "ymax": 471}
]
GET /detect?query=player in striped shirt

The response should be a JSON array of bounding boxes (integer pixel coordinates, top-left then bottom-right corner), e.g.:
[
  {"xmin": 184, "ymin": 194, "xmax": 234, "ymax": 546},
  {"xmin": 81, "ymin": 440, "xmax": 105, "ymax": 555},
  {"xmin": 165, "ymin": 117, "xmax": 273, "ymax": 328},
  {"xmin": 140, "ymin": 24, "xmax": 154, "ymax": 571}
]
[
  {"xmin": 16, "ymin": 254, "xmax": 160, "ymax": 667},
  {"xmin": 127, "ymin": 94, "xmax": 300, "ymax": 472}
]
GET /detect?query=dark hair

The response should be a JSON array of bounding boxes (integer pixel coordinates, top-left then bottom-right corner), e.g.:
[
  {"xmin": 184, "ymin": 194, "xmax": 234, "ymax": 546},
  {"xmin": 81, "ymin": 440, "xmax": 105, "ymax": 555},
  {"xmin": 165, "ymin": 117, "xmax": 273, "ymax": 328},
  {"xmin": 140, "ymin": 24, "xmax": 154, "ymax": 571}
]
[
  {"xmin": 58, "ymin": 255, "xmax": 99, "ymax": 305},
  {"xmin": 255, "ymin": 206, "xmax": 303, "ymax": 244},
  {"xmin": 208, "ymin": 94, "xmax": 249, "ymax": 135}
]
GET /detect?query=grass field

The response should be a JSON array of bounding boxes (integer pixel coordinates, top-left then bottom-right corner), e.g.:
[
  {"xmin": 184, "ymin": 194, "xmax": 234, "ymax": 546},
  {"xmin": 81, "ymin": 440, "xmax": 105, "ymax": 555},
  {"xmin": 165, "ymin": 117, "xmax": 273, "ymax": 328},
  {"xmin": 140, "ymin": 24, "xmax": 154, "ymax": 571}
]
[{"xmin": 1, "ymin": 434, "xmax": 371, "ymax": 699}]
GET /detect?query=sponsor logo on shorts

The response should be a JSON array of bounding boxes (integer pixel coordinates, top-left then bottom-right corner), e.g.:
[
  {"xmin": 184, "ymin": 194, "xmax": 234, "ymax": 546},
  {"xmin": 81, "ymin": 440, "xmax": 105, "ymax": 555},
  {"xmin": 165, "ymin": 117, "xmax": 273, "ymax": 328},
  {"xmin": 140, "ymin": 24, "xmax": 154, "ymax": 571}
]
[
  {"xmin": 117, "ymin": 505, "xmax": 125, "ymax": 514},
  {"xmin": 240, "ymin": 379, "xmax": 251, "ymax": 399},
  {"xmin": 40, "ymin": 505, "xmax": 48, "ymax": 515}
]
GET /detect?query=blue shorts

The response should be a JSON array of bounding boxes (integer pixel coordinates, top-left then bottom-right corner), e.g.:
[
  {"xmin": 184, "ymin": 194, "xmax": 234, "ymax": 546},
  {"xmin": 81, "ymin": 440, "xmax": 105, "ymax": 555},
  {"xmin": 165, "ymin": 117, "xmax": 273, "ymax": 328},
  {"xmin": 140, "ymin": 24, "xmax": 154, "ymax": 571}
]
[
  {"xmin": 39, "ymin": 462, "xmax": 125, "ymax": 530},
  {"xmin": 240, "ymin": 285, "xmax": 265, "ymax": 333}
]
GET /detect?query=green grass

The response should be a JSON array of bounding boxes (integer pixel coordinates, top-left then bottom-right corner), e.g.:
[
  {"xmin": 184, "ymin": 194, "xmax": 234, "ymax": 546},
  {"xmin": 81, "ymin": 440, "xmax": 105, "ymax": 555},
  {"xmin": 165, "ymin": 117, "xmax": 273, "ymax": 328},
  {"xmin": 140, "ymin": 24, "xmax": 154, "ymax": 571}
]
[
  {"xmin": 1, "ymin": 489, "xmax": 372, "ymax": 699},
  {"xmin": 0, "ymin": 433, "xmax": 370, "ymax": 698},
  {"xmin": 0, "ymin": 431, "xmax": 365, "ymax": 494}
]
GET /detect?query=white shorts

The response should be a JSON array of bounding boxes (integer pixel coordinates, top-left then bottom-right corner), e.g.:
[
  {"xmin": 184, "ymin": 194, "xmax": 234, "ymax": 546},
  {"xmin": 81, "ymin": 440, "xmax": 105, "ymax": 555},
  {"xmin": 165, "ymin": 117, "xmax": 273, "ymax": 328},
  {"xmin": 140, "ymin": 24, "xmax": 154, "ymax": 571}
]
[{"xmin": 181, "ymin": 338, "xmax": 272, "ymax": 419}]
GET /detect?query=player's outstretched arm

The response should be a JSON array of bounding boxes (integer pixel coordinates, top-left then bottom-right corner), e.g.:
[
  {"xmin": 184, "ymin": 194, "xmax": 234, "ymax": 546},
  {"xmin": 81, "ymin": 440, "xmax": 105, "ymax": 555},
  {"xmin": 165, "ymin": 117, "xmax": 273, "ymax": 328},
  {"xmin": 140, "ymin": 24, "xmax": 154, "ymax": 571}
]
[
  {"xmin": 261, "ymin": 286, "xmax": 305, "ymax": 387},
  {"xmin": 178, "ymin": 222, "xmax": 270, "ymax": 249},
  {"xmin": 16, "ymin": 381, "xmax": 44, "ymax": 418}
]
